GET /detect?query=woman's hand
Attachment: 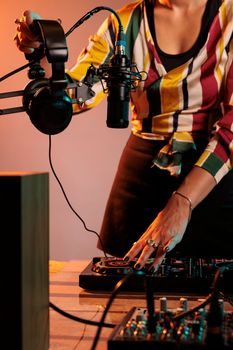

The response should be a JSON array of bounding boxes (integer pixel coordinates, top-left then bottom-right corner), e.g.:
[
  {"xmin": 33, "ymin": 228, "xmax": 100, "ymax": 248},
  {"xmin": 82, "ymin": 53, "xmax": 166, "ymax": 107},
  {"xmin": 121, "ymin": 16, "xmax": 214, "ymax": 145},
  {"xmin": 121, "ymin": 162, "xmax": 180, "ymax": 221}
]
[
  {"xmin": 14, "ymin": 10, "xmax": 42, "ymax": 54},
  {"xmin": 124, "ymin": 166, "xmax": 216, "ymax": 272},
  {"xmin": 124, "ymin": 192, "xmax": 191, "ymax": 272}
]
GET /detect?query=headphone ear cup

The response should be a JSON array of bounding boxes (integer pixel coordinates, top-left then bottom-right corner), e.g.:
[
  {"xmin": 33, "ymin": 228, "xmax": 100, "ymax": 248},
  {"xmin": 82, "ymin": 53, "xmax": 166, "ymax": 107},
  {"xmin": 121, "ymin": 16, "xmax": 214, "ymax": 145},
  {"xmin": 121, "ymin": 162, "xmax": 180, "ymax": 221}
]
[
  {"xmin": 23, "ymin": 79, "xmax": 73, "ymax": 135},
  {"xmin": 23, "ymin": 78, "xmax": 49, "ymax": 113}
]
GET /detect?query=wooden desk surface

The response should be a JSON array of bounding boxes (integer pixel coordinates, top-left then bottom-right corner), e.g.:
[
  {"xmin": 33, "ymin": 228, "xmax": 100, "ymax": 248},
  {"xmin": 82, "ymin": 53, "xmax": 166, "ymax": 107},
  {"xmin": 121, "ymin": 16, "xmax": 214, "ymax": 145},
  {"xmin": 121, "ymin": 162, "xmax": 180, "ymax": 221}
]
[{"xmin": 49, "ymin": 260, "xmax": 233, "ymax": 350}]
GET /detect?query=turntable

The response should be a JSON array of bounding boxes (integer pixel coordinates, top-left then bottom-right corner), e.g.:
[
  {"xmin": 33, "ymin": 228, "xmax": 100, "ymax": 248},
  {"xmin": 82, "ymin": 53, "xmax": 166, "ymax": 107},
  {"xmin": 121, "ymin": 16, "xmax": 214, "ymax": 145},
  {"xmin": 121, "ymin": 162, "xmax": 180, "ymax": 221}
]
[{"xmin": 79, "ymin": 256, "xmax": 233, "ymax": 295}]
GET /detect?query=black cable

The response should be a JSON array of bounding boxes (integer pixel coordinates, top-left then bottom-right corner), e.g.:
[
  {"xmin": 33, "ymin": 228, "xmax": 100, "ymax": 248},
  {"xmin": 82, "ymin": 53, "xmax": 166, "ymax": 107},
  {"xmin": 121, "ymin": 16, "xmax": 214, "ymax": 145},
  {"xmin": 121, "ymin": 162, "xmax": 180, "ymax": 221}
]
[
  {"xmin": 173, "ymin": 262, "xmax": 233, "ymax": 322},
  {"xmin": 0, "ymin": 61, "xmax": 34, "ymax": 82},
  {"xmin": 48, "ymin": 135, "xmax": 108, "ymax": 258},
  {"xmin": 144, "ymin": 276, "xmax": 157, "ymax": 333},
  {"xmin": 65, "ymin": 6, "xmax": 124, "ymax": 39},
  {"xmin": 1, "ymin": 6, "xmax": 124, "ymax": 83},
  {"xmin": 219, "ymin": 291, "xmax": 233, "ymax": 307},
  {"xmin": 72, "ymin": 307, "xmax": 100, "ymax": 350},
  {"xmin": 90, "ymin": 273, "xmax": 134, "ymax": 350},
  {"xmin": 49, "ymin": 301, "xmax": 115, "ymax": 328},
  {"xmin": 173, "ymin": 293, "xmax": 213, "ymax": 323}
]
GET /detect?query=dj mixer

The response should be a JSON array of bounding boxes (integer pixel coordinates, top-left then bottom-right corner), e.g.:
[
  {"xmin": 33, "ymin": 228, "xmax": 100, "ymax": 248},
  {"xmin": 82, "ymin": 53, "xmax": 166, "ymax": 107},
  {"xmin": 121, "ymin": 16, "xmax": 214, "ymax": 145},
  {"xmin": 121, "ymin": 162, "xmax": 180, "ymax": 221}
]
[
  {"xmin": 79, "ymin": 257, "xmax": 233, "ymax": 349},
  {"xmin": 108, "ymin": 304, "xmax": 233, "ymax": 349},
  {"xmin": 79, "ymin": 257, "xmax": 233, "ymax": 295}
]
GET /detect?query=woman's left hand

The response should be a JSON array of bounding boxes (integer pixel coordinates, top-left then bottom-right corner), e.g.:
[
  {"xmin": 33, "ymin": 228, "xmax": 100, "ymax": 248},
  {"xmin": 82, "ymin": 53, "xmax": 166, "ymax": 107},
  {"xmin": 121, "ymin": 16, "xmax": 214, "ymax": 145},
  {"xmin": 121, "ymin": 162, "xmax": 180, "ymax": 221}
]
[{"xmin": 124, "ymin": 192, "xmax": 191, "ymax": 272}]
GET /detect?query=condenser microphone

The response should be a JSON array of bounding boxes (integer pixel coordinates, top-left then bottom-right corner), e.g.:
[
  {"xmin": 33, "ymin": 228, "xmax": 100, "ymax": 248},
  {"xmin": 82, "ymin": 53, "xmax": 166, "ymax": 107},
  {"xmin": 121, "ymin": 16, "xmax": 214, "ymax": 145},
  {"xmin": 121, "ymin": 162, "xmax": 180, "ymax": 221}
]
[
  {"xmin": 106, "ymin": 50, "xmax": 131, "ymax": 128},
  {"xmin": 99, "ymin": 32, "xmax": 131, "ymax": 128},
  {"xmin": 66, "ymin": 6, "xmax": 142, "ymax": 129}
]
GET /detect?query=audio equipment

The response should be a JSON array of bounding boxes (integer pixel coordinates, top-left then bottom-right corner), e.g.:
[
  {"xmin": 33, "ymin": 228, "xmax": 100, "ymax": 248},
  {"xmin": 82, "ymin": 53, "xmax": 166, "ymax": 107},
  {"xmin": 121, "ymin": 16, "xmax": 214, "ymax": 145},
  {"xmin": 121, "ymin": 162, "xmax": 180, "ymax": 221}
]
[
  {"xmin": 97, "ymin": 42, "xmax": 143, "ymax": 128},
  {"xmin": 79, "ymin": 257, "xmax": 233, "ymax": 295},
  {"xmin": 1, "ymin": 9, "xmax": 144, "ymax": 134},
  {"xmin": 108, "ymin": 304, "xmax": 233, "ymax": 349},
  {"xmin": 22, "ymin": 19, "xmax": 73, "ymax": 135}
]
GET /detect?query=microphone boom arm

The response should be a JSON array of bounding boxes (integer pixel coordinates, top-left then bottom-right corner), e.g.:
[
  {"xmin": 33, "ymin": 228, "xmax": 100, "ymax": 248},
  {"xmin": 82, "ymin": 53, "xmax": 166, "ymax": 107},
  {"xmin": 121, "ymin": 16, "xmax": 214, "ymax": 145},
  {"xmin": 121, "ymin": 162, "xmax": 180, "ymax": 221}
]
[
  {"xmin": 0, "ymin": 80, "xmax": 96, "ymax": 116},
  {"xmin": 0, "ymin": 90, "xmax": 25, "ymax": 115}
]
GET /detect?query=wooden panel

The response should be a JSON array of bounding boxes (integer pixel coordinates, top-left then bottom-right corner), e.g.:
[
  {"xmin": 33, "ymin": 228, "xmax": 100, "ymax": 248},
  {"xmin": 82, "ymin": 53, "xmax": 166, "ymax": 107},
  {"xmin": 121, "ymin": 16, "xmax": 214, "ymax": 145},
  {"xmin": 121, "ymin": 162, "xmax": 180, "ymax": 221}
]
[{"xmin": 0, "ymin": 171, "xmax": 49, "ymax": 350}]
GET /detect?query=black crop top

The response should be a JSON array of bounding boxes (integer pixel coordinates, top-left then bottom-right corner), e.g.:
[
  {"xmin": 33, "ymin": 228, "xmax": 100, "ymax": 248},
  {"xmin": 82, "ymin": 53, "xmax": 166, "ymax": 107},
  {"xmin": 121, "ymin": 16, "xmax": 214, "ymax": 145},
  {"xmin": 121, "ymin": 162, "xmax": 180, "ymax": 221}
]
[{"xmin": 146, "ymin": 0, "xmax": 222, "ymax": 71}]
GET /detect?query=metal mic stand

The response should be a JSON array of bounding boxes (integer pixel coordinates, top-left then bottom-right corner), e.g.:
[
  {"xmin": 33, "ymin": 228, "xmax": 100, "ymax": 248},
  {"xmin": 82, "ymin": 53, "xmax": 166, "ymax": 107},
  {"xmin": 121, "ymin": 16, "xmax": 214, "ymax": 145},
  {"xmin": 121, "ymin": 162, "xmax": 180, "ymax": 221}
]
[
  {"xmin": 0, "ymin": 61, "xmax": 96, "ymax": 121},
  {"xmin": 0, "ymin": 90, "xmax": 25, "ymax": 115}
]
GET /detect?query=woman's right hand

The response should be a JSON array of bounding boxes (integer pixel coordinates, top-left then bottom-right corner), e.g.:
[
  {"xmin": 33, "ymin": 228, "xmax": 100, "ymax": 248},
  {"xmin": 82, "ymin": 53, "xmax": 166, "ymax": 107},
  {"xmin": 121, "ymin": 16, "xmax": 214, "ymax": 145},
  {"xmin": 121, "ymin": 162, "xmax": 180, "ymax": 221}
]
[{"xmin": 14, "ymin": 10, "xmax": 42, "ymax": 54}]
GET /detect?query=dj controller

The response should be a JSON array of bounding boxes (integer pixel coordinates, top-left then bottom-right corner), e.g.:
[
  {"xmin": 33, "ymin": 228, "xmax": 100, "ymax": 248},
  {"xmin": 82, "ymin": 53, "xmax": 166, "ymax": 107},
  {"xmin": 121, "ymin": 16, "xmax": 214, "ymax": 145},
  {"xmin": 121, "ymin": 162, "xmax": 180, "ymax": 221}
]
[
  {"xmin": 79, "ymin": 256, "xmax": 233, "ymax": 295},
  {"xmin": 79, "ymin": 257, "xmax": 233, "ymax": 349}
]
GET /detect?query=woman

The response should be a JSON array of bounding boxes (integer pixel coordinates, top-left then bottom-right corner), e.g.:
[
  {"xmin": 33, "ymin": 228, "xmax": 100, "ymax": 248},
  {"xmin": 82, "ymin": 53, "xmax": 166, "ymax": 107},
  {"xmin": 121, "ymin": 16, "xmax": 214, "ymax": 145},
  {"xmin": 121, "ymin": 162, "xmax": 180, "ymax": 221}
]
[{"xmin": 15, "ymin": 0, "xmax": 233, "ymax": 271}]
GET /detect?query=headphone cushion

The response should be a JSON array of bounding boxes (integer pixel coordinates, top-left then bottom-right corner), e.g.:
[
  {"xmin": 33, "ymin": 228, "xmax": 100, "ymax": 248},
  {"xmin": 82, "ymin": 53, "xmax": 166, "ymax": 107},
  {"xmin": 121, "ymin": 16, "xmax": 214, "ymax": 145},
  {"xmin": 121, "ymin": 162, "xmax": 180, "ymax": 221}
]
[{"xmin": 24, "ymin": 80, "xmax": 73, "ymax": 135}]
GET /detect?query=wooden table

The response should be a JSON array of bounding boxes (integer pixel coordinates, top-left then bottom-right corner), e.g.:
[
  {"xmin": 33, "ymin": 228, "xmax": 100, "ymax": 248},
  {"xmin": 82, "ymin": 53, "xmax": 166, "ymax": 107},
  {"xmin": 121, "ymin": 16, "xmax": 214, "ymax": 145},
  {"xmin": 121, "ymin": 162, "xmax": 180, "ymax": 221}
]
[{"xmin": 49, "ymin": 260, "xmax": 233, "ymax": 350}]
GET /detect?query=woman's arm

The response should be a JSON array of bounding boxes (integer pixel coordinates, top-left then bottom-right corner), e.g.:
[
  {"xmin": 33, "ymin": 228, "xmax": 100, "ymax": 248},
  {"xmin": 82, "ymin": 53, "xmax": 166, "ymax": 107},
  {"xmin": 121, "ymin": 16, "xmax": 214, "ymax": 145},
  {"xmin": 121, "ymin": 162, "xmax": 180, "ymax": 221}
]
[
  {"xmin": 176, "ymin": 166, "xmax": 216, "ymax": 209},
  {"xmin": 124, "ymin": 32, "xmax": 233, "ymax": 272},
  {"xmin": 123, "ymin": 166, "xmax": 216, "ymax": 271}
]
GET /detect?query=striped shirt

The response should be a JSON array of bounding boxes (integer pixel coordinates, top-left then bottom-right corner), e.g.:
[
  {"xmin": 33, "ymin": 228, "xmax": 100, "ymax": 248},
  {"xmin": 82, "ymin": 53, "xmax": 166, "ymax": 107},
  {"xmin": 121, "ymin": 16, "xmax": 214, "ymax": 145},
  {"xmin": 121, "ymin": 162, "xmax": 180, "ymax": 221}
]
[{"xmin": 67, "ymin": 0, "xmax": 233, "ymax": 183}]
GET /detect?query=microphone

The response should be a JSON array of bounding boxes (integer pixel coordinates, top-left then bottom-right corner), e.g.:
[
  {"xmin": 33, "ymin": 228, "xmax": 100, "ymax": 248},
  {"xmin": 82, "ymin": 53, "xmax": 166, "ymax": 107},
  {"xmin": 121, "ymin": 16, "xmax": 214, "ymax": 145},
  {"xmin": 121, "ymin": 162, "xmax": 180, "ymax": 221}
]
[
  {"xmin": 98, "ymin": 32, "xmax": 140, "ymax": 129},
  {"xmin": 65, "ymin": 6, "xmax": 144, "ymax": 129},
  {"xmin": 105, "ymin": 45, "xmax": 131, "ymax": 128}
]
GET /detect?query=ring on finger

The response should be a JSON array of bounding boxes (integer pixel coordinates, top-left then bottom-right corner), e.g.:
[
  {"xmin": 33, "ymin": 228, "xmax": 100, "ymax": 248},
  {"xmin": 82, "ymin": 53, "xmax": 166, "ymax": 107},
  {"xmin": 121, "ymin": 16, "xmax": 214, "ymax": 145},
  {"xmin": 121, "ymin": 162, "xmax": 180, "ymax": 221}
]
[
  {"xmin": 146, "ymin": 239, "xmax": 159, "ymax": 250},
  {"xmin": 159, "ymin": 242, "xmax": 165, "ymax": 248}
]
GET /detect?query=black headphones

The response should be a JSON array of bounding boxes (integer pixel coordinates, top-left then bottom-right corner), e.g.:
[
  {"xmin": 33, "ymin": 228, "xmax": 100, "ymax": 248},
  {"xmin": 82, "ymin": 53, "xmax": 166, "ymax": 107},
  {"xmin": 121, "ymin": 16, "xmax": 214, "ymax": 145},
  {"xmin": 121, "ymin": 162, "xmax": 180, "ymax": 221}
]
[{"xmin": 23, "ymin": 20, "xmax": 73, "ymax": 135}]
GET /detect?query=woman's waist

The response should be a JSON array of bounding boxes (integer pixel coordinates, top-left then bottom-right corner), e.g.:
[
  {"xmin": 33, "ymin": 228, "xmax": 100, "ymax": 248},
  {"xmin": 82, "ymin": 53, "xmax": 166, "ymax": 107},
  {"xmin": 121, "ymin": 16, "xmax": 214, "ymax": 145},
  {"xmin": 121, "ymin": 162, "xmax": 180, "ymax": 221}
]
[
  {"xmin": 131, "ymin": 128, "xmax": 209, "ymax": 143},
  {"xmin": 131, "ymin": 108, "xmax": 221, "ymax": 139}
]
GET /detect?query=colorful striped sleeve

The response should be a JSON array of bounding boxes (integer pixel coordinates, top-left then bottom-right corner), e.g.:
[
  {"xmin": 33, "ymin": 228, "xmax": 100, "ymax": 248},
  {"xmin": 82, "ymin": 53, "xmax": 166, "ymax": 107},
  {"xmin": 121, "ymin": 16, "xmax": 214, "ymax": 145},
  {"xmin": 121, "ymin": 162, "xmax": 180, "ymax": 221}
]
[
  {"xmin": 195, "ymin": 37, "xmax": 233, "ymax": 183},
  {"xmin": 65, "ymin": 15, "xmax": 115, "ymax": 113},
  {"xmin": 65, "ymin": 1, "xmax": 143, "ymax": 114}
]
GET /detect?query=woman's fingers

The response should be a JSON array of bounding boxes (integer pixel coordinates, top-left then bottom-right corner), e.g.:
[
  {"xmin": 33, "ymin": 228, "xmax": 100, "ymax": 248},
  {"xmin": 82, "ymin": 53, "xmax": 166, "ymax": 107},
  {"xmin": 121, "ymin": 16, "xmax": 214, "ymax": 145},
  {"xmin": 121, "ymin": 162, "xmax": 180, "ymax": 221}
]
[
  {"xmin": 17, "ymin": 21, "xmax": 38, "ymax": 41},
  {"xmin": 14, "ymin": 34, "xmax": 40, "ymax": 53},
  {"xmin": 23, "ymin": 10, "xmax": 41, "ymax": 25},
  {"xmin": 134, "ymin": 242, "xmax": 158, "ymax": 269},
  {"xmin": 124, "ymin": 229, "xmax": 183, "ymax": 271},
  {"xmin": 124, "ymin": 239, "xmax": 145, "ymax": 261},
  {"xmin": 123, "ymin": 194, "xmax": 190, "ymax": 271},
  {"xmin": 163, "ymin": 236, "xmax": 180, "ymax": 253},
  {"xmin": 14, "ymin": 10, "xmax": 42, "ymax": 53},
  {"xmin": 149, "ymin": 246, "xmax": 167, "ymax": 272},
  {"xmin": 124, "ymin": 238, "xmax": 167, "ymax": 272}
]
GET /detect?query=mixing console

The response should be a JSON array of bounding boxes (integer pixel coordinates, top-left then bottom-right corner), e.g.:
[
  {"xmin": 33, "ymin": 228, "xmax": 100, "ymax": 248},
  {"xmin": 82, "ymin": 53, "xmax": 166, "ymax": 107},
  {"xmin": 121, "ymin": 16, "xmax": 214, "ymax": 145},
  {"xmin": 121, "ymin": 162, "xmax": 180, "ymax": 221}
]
[{"xmin": 108, "ymin": 299, "xmax": 233, "ymax": 349}]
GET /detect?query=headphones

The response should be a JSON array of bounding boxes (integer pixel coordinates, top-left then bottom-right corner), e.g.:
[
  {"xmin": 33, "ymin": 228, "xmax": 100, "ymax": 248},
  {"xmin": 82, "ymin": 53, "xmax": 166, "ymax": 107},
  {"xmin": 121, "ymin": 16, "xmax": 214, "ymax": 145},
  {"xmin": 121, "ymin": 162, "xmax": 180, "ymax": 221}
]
[{"xmin": 23, "ymin": 20, "xmax": 73, "ymax": 135}]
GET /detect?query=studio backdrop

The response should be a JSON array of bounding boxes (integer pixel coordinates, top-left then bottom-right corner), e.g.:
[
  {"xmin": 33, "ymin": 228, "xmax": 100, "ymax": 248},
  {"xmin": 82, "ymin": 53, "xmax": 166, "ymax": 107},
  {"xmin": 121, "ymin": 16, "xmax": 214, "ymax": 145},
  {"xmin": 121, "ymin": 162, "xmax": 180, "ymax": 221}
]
[{"xmin": 0, "ymin": 0, "xmax": 132, "ymax": 260}]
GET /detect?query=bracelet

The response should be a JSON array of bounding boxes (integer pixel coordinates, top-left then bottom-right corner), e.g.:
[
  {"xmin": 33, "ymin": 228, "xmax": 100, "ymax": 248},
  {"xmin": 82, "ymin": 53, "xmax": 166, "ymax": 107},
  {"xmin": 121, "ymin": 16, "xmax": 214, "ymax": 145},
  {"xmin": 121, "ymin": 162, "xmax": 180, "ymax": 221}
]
[{"xmin": 172, "ymin": 191, "xmax": 193, "ymax": 222}]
